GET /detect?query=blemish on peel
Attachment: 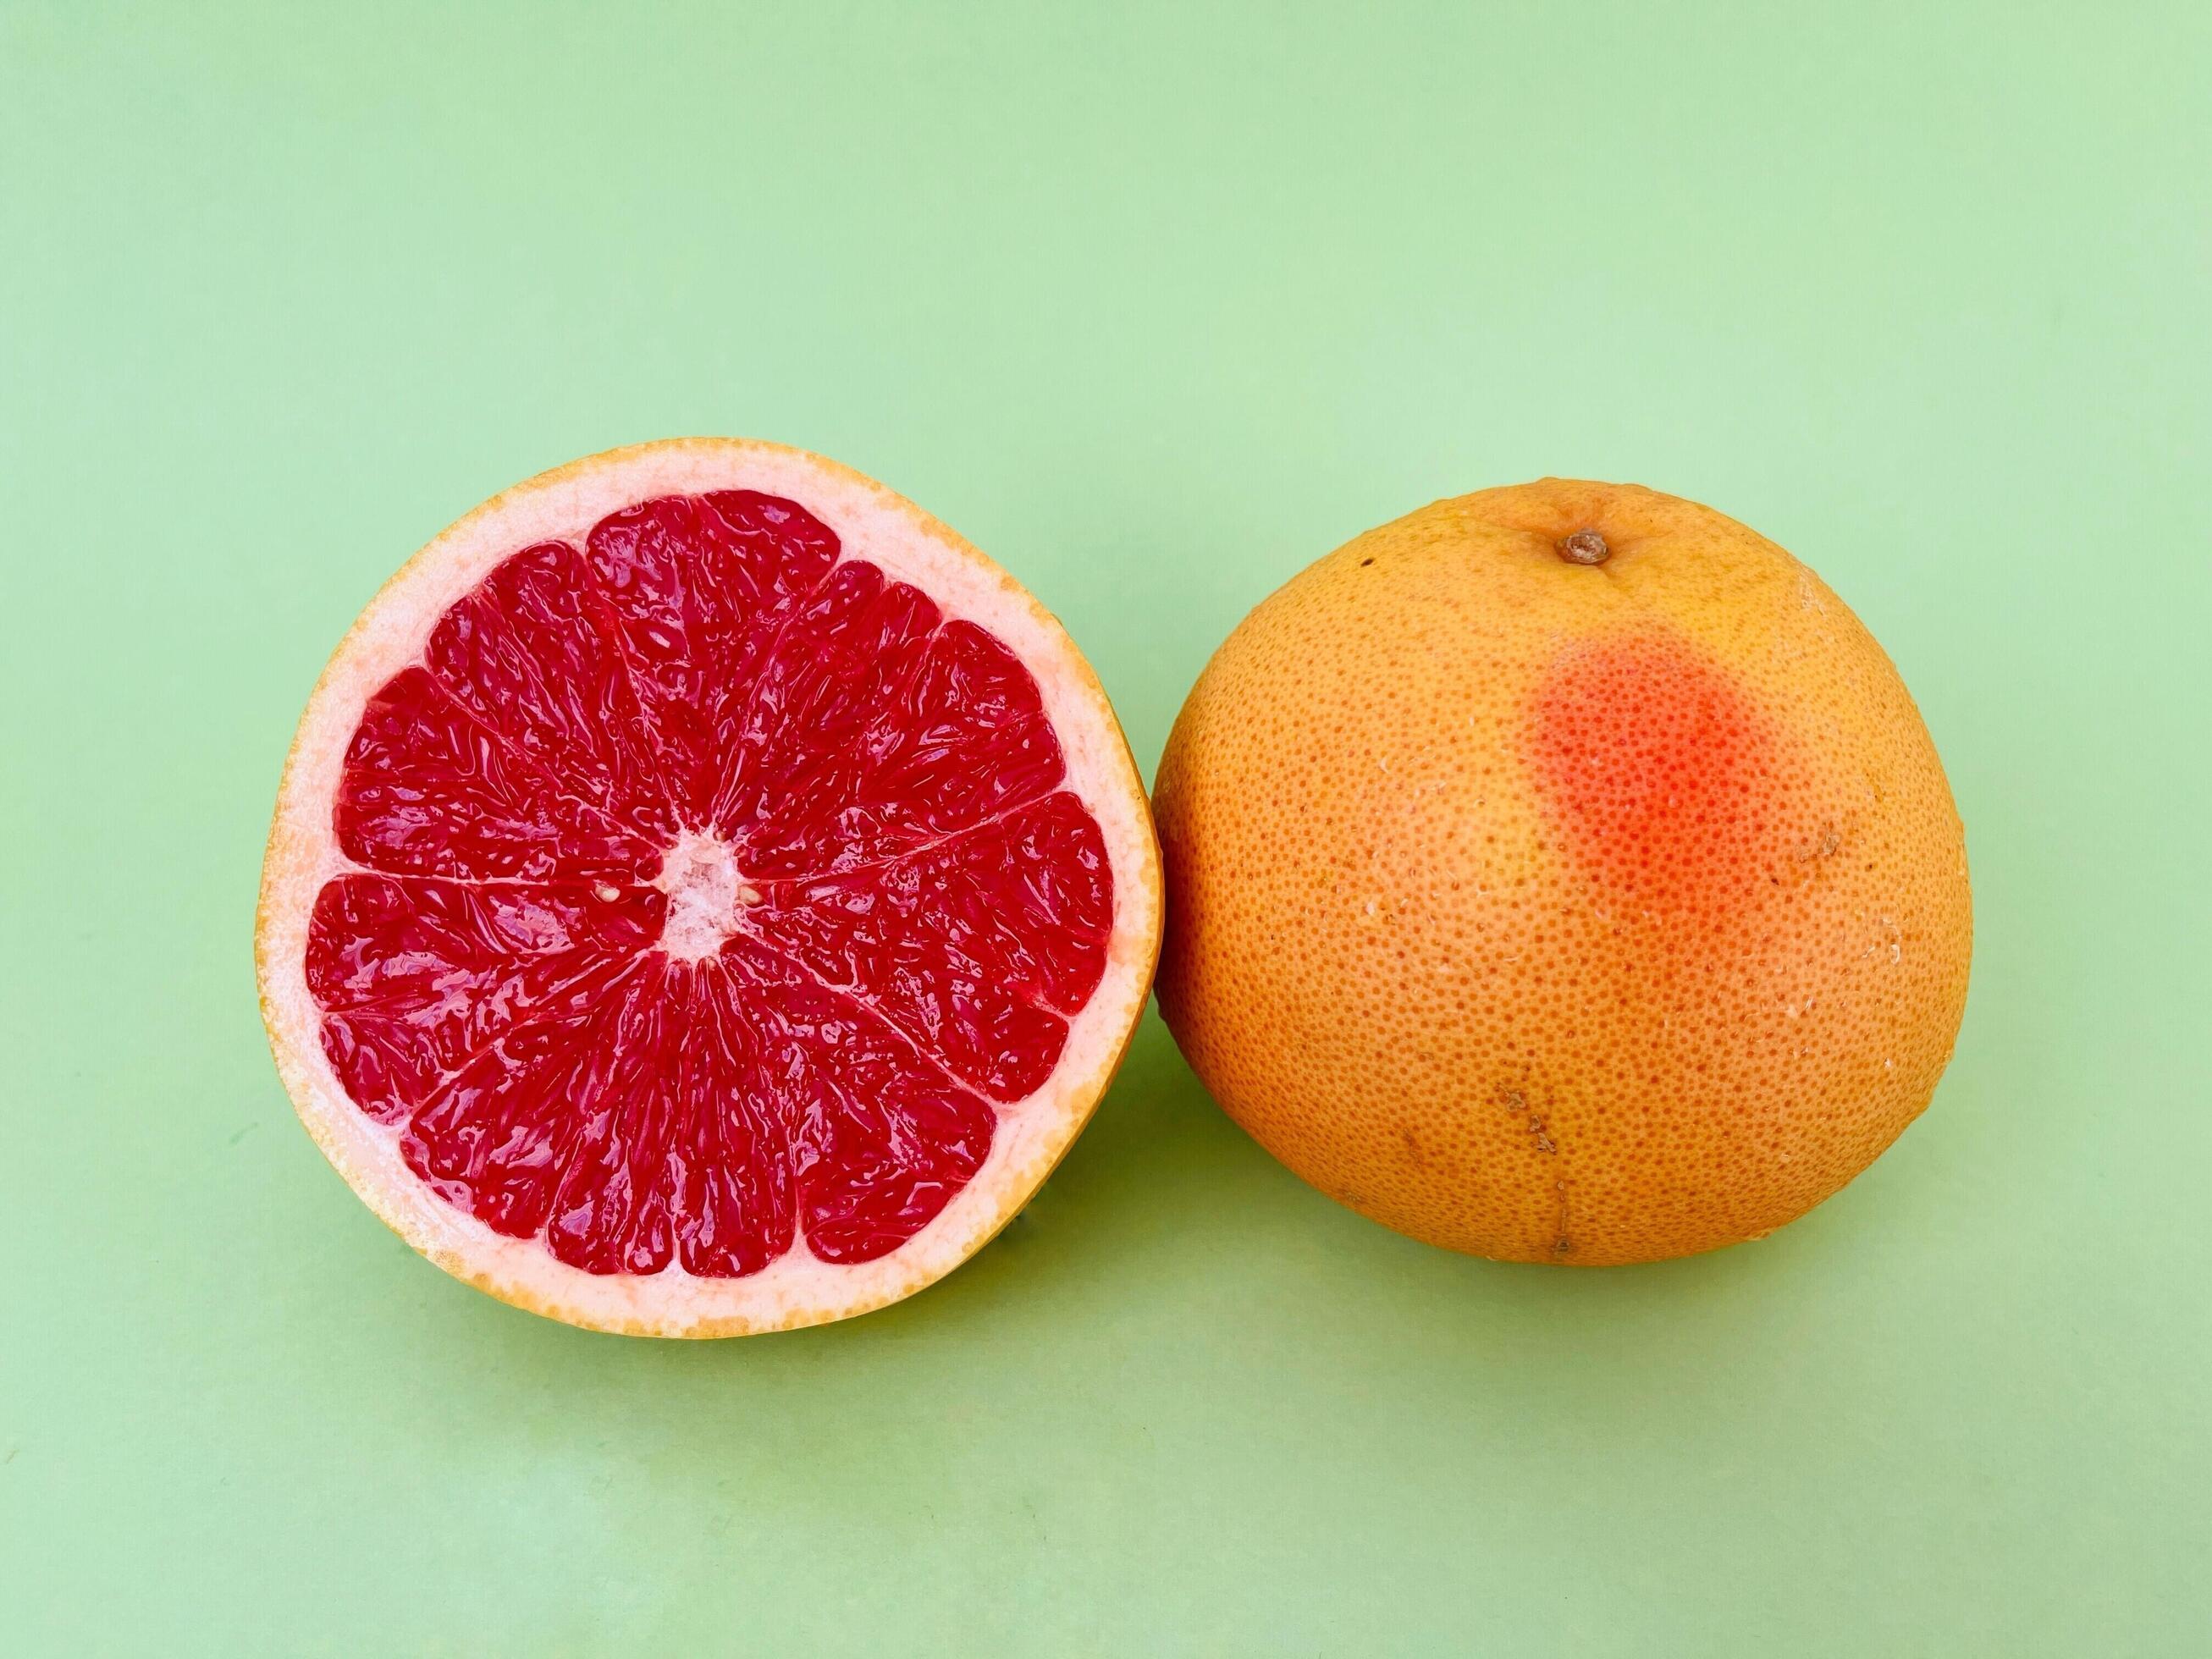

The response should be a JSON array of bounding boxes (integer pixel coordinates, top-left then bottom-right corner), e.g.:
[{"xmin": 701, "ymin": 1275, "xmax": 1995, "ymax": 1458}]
[
  {"xmin": 1525, "ymin": 632, "xmax": 1782, "ymax": 923},
  {"xmin": 1399, "ymin": 1124, "xmax": 1426, "ymax": 1167}
]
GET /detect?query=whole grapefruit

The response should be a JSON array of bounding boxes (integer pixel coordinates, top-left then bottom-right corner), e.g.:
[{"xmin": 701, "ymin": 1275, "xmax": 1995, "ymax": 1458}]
[{"xmin": 1154, "ymin": 480, "xmax": 1971, "ymax": 1265}]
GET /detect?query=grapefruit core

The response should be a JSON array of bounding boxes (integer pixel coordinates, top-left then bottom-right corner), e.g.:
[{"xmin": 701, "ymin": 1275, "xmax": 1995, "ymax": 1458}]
[{"xmin": 257, "ymin": 440, "xmax": 1161, "ymax": 1335}]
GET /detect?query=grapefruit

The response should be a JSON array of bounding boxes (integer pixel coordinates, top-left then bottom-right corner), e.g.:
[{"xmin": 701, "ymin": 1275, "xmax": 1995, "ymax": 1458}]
[
  {"xmin": 1154, "ymin": 480, "xmax": 1971, "ymax": 1265},
  {"xmin": 257, "ymin": 439, "xmax": 1161, "ymax": 1334}
]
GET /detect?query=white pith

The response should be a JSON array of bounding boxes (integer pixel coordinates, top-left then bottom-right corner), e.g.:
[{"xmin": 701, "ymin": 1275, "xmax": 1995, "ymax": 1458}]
[
  {"xmin": 257, "ymin": 438, "xmax": 1161, "ymax": 1337},
  {"xmin": 655, "ymin": 832, "xmax": 748, "ymax": 962}
]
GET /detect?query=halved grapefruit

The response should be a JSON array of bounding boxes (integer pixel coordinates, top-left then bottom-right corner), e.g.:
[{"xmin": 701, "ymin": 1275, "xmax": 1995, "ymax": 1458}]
[{"xmin": 257, "ymin": 439, "xmax": 1161, "ymax": 1335}]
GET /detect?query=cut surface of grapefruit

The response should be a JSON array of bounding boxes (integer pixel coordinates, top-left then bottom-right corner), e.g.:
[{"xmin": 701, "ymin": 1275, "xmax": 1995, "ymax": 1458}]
[{"xmin": 258, "ymin": 439, "xmax": 1160, "ymax": 1335}]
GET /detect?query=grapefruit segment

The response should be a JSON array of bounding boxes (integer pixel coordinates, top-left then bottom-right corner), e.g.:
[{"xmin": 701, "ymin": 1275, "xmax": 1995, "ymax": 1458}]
[
  {"xmin": 259, "ymin": 439, "xmax": 1160, "ymax": 1334},
  {"xmin": 306, "ymin": 873, "xmax": 660, "ymax": 1123},
  {"xmin": 581, "ymin": 488, "xmax": 842, "ymax": 828},
  {"xmin": 334, "ymin": 665, "xmax": 660, "ymax": 881},
  {"xmin": 423, "ymin": 538, "xmax": 681, "ymax": 846},
  {"xmin": 747, "ymin": 791, "xmax": 1114, "ymax": 1099}
]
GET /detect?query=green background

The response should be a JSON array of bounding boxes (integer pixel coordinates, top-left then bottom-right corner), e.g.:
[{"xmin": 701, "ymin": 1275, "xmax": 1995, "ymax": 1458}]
[{"xmin": 4, "ymin": 3, "xmax": 2208, "ymax": 1652}]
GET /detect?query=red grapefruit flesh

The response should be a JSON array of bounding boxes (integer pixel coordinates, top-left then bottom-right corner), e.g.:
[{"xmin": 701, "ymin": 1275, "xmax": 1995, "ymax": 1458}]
[{"xmin": 258, "ymin": 440, "xmax": 1161, "ymax": 1334}]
